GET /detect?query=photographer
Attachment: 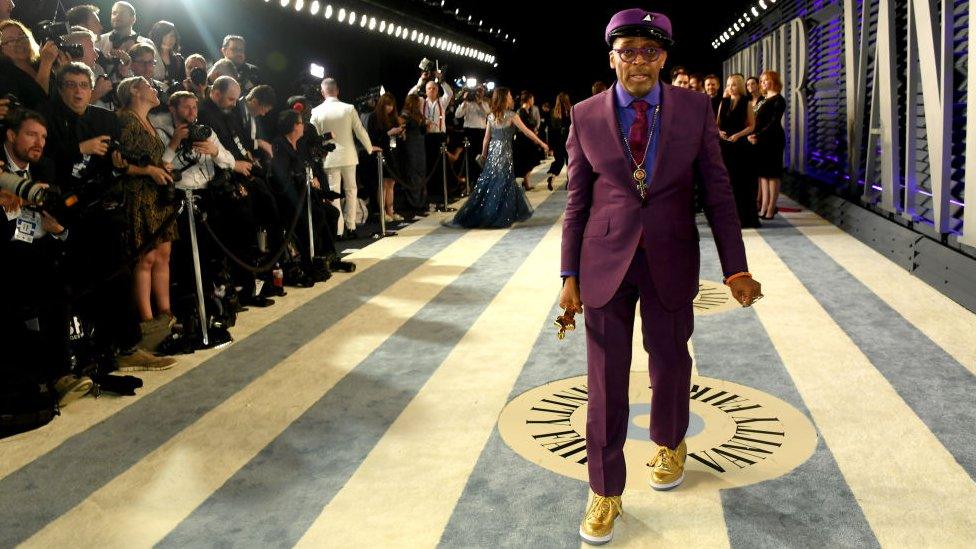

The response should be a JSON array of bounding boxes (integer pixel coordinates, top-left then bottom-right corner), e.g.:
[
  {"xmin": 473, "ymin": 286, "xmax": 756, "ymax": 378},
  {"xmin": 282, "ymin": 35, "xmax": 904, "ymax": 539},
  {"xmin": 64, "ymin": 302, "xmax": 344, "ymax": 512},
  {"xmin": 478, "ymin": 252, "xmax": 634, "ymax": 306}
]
[
  {"xmin": 44, "ymin": 63, "xmax": 172, "ymax": 371},
  {"xmin": 60, "ymin": 28, "xmax": 113, "ymax": 107},
  {"xmin": 115, "ymin": 76, "xmax": 180, "ymax": 353},
  {"xmin": 95, "ymin": 2, "xmax": 153, "ymax": 60},
  {"xmin": 270, "ymin": 109, "xmax": 353, "ymax": 279},
  {"xmin": 66, "ymin": 4, "xmax": 103, "ymax": 36},
  {"xmin": 219, "ymin": 35, "xmax": 260, "ymax": 93},
  {"xmin": 1, "ymin": 109, "xmax": 94, "ymax": 407},
  {"xmin": 148, "ymin": 20, "xmax": 184, "ymax": 86},
  {"xmin": 178, "ymin": 53, "xmax": 208, "ymax": 100},
  {"xmin": 128, "ymin": 43, "xmax": 169, "ymax": 113},
  {"xmin": 408, "ymin": 68, "xmax": 453, "ymax": 203},
  {"xmin": 198, "ymin": 75, "xmax": 283, "ymax": 307},
  {"xmin": 152, "ymin": 91, "xmax": 235, "ymax": 190},
  {"xmin": 0, "ymin": 19, "xmax": 67, "ymax": 109},
  {"xmin": 240, "ymin": 84, "xmax": 276, "ymax": 161},
  {"xmin": 453, "ymin": 85, "xmax": 489, "ymax": 182}
]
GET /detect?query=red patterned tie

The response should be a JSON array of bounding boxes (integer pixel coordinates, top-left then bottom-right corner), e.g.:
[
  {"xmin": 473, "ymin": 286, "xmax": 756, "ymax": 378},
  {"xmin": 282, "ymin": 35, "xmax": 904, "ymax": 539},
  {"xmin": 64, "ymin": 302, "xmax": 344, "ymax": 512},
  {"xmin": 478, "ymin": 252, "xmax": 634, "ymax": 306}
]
[{"xmin": 629, "ymin": 100, "xmax": 650, "ymax": 165}]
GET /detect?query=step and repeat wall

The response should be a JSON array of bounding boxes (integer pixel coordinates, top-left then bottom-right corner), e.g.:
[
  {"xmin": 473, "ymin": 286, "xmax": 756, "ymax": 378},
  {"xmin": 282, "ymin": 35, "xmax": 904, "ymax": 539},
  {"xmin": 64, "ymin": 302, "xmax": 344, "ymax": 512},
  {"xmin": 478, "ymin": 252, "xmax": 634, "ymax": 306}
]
[{"xmin": 722, "ymin": 0, "xmax": 974, "ymax": 250}]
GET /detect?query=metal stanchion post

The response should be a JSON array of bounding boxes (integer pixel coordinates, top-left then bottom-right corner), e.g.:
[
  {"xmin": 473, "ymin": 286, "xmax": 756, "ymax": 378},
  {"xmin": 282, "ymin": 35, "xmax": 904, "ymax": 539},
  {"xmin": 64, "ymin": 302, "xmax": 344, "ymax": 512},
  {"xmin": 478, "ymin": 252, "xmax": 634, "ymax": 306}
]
[
  {"xmin": 463, "ymin": 137, "xmax": 471, "ymax": 195},
  {"xmin": 184, "ymin": 189, "xmax": 210, "ymax": 347},
  {"xmin": 182, "ymin": 188, "xmax": 231, "ymax": 350},
  {"xmin": 305, "ymin": 166, "xmax": 315, "ymax": 262},
  {"xmin": 437, "ymin": 141, "xmax": 456, "ymax": 212},
  {"xmin": 376, "ymin": 152, "xmax": 386, "ymax": 236}
]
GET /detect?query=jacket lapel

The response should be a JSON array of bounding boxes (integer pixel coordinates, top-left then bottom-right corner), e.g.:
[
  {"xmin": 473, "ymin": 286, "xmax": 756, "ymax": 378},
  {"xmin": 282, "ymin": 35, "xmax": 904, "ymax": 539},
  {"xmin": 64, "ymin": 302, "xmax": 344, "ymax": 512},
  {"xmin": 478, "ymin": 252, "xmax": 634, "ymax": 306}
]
[{"xmin": 649, "ymin": 83, "xmax": 674, "ymax": 188}]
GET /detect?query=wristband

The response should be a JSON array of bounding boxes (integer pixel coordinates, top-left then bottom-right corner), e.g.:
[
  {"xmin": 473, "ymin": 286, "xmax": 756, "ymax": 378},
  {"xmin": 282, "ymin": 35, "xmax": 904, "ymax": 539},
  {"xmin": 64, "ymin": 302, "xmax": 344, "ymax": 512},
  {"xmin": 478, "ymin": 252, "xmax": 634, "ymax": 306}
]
[{"xmin": 724, "ymin": 272, "xmax": 752, "ymax": 286}]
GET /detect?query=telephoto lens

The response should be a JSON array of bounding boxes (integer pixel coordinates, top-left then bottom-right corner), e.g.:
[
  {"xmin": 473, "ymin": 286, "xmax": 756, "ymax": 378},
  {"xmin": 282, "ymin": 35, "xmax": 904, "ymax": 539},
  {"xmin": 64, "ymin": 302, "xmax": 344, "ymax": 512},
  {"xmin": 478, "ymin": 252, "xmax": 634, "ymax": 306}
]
[{"xmin": 0, "ymin": 172, "xmax": 56, "ymax": 204}]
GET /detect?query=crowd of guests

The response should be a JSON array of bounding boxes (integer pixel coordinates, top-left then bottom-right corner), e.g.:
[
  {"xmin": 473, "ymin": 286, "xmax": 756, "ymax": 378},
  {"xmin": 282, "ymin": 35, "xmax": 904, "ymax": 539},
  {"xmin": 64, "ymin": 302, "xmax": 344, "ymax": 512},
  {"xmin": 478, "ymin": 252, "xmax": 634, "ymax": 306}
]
[
  {"xmin": 0, "ymin": 1, "xmax": 561, "ymax": 419},
  {"xmin": 590, "ymin": 67, "xmax": 787, "ymax": 228}
]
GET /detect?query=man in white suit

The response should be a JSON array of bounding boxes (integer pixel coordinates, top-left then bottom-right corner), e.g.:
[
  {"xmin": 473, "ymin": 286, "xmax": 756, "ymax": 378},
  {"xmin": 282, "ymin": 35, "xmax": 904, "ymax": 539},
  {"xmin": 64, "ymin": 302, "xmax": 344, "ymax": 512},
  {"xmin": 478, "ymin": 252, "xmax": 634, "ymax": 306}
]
[{"xmin": 310, "ymin": 78, "xmax": 381, "ymax": 238}]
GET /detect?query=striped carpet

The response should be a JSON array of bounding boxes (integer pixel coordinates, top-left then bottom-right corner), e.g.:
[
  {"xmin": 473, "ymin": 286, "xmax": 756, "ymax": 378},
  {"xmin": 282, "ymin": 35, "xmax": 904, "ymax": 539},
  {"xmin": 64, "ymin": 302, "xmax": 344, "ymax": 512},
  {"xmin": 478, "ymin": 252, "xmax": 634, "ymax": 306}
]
[{"xmin": 1, "ymin": 168, "xmax": 974, "ymax": 548}]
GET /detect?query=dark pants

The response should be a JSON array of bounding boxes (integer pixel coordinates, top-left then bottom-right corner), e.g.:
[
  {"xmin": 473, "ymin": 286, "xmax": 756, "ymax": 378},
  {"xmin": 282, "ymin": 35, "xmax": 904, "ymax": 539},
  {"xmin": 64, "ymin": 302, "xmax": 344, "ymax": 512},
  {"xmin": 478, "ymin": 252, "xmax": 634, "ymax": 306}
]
[
  {"xmin": 584, "ymin": 251, "xmax": 694, "ymax": 497},
  {"xmin": 424, "ymin": 133, "xmax": 447, "ymax": 203}
]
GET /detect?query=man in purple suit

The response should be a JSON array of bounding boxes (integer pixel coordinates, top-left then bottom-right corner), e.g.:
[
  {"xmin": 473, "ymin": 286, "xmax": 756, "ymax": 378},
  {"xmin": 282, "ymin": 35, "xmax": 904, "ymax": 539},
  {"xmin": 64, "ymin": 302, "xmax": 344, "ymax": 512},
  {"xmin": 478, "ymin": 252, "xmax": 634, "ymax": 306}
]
[{"xmin": 559, "ymin": 8, "xmax": 763, "ymax": 545}]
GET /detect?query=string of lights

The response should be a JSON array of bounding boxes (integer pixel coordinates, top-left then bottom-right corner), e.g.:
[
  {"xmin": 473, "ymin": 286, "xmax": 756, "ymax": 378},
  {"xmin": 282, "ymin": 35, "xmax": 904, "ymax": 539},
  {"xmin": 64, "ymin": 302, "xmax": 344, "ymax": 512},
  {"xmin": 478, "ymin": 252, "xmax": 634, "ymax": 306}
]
[
  {"xmin": 260, "ymin": 0, "xmax": 499, "ymax": 66},
  {"xmin": 711, "ymin": 0, "xmax": 778, "ymax": 50},
  {"xmin": 414, "ymin": 0, "xmax": 517, "ymax": 46}
]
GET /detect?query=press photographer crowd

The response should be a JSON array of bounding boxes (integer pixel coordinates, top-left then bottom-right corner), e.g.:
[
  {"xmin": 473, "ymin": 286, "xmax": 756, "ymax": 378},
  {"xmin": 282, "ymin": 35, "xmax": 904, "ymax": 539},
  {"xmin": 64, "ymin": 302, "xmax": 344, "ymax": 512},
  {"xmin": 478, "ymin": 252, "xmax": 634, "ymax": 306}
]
[{"xmin": 0, "ymin": 0, "xmax": 564, "ymax": 430}]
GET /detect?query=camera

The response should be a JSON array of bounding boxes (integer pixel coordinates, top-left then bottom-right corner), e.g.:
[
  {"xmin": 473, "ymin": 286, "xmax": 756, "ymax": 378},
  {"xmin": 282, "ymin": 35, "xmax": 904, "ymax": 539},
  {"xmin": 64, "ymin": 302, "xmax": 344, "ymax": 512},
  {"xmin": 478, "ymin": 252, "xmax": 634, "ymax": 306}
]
[
  {"xmin": 419, "ymin": 57, "xmax": 433, "ymax": 72},
  {"xmin": 189, "ymin": 67, "xmax": 208, "ymax": 87},
  {"xmin": 36, "ymin": 20, "xmax": 84, "ymax": 60},
  {"xmin": 0, "ymin": 172, "xmax": 57, "ymax": 204},
  {"xmin": 187, "ymin": 123, "xmax": 213, "ymax": 143},
  {"xmin": 309, "ymin": 132, "xmax": 336, "ymax": 159}
]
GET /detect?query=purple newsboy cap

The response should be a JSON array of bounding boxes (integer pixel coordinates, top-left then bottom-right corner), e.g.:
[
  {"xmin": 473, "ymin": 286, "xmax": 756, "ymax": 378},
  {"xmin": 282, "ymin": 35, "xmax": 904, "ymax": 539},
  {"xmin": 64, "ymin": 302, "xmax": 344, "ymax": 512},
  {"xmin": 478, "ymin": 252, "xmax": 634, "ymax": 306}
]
[{"xmin": 605, "ymin": 8, "xmax": 674, "ymax": 48}]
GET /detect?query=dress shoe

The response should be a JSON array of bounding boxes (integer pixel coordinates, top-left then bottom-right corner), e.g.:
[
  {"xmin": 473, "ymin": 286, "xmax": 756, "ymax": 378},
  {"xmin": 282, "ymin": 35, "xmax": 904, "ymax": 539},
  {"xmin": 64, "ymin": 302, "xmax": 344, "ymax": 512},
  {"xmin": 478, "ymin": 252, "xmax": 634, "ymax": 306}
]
[
  {"xmin": 117, "ymin": 348, "xmax": 177, "ymax": 371},
  {"xmin": 648, "ymin": 439, "xmax": 687, "ymax": 490},
  {"xmin": 344, "ymin": 228, "xmax": 359, "ymax": 240},
  {"xmin": 241, "ymin": 295, "xmax": 275, "ymax": 308},
  {"xmin": 547, "ymin": 175, "xmax": 554, "ymax": 191},
  {"xmin": 330, "ymin": 258, "xmax": 356, "ymax": 273},
  {"xmin": 579, "ymin": 494, "xmax": 622, "ymax": 545},
  {"xmin": 54, "ymin": 375, "xmax": 94, "ymax": 407}
]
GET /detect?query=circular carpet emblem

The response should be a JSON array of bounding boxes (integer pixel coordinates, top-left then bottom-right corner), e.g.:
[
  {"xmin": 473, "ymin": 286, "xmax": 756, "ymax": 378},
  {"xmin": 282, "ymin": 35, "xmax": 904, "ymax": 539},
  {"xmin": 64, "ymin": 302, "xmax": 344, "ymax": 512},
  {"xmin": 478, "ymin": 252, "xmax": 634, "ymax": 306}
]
[
  {"xmin": 498, "ymin": 374, "xmax": 817, "ymax": 490},
  {"xmin": 694, "ymin": 280, "xmax": 740, "ymax": 315}
]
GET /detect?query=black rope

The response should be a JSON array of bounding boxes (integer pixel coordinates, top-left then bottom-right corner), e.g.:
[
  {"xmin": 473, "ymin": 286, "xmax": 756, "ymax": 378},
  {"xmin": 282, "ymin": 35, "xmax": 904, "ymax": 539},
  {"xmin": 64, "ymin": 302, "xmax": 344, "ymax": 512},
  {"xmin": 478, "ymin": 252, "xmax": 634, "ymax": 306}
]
[{"xmin": 199, "ymin": 182, "xmax": 310, "ymax": 274}]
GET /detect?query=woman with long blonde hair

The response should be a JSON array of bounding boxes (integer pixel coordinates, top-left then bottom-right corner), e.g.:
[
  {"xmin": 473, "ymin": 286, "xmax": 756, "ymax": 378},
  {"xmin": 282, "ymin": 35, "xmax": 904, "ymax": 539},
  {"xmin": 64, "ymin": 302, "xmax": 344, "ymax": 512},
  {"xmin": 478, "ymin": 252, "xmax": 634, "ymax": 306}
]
[{"xmin": 446, "ymin": 87, "xmax": 549, "ymax": 228}]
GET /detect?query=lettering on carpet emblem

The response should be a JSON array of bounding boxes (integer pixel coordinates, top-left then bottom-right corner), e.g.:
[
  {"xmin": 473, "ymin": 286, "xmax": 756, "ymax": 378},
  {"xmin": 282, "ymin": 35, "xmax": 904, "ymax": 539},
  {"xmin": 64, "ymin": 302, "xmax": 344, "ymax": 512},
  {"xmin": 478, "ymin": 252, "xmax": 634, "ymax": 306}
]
[
  {"xmin": 498, "ymin": 374, "xmax": 818, "ymax": 490},
  {"xmin": 694, "ymin": 280, "xmax": 739, "ymax": 315}
]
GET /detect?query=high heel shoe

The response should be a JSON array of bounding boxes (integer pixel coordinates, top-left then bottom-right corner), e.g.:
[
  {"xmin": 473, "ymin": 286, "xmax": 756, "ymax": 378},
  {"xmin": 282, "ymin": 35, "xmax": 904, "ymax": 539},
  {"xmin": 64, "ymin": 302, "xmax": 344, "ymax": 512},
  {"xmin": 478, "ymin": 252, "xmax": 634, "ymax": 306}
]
[{"xmin": 547, "ymin": 175, "xmax": 554, "ymax": 191}]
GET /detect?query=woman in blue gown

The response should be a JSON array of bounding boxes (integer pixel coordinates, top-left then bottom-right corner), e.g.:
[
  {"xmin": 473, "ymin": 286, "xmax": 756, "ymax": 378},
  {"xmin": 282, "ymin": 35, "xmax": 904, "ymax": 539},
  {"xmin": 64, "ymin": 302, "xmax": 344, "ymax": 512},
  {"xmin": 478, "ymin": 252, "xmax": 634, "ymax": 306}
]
[{"xmin": 447, "ymin": 87, "xmax": 550, "ymax": 229}]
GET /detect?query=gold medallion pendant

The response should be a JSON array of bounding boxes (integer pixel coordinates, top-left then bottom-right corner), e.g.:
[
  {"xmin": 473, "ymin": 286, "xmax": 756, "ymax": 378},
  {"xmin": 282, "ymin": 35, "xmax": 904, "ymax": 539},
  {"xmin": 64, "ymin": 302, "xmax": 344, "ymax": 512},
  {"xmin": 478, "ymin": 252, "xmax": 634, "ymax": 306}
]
[{"xmin": 634, "ymin": 168, "xmax": 647, "ymax": 182}]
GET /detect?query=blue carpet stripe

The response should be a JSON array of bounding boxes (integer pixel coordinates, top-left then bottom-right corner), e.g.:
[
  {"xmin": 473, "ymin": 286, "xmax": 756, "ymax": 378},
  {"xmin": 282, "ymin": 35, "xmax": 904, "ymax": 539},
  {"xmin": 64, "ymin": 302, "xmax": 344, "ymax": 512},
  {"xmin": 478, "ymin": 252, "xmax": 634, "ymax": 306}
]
[
  {"xmin": 156, "ymin": 195, "xmax": 567, "ymax": 548},
  {"xmin": 438, "ymin": 298, "xmax": 588, "ymax": 549},
  {"xmin": 0, "ymin": 226, "xmax": 466, "ymax": 547},
  {"xmin": 759, "ymin": 222, "xmax": 976, "ymax": 479},
  {"xmin": 696, "ymin": 226, "xmax": 880, "ymax": 549}
]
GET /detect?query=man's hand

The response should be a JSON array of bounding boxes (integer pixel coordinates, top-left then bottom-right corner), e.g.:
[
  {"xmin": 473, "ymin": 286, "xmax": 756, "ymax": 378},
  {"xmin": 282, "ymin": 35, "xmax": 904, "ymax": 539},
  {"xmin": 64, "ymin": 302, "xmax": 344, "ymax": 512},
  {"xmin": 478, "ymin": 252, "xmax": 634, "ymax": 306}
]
[
  {"xmin": 747, "ymin": 134, "xmax": 758, "ymax": 145},
  {"xmin": 193, "ymin": 140, "xmax": 218, "ymax": 157},
  {"xmin": 40, "ymin": 211, "xmax": 64, "ymax": 235},
  {"xmin": 233, "ymin": 160, "xmax": 253, "ymax": 177},
  {"xmin": 559, "ymin": 276, "xmax": 583, "ymax": 315},
  {"xmin": 38, "ymin": 41, "xmax": 61, "ymax": 65},
  {"xmin": 371, "ymin": 146, "xmax": 383, "ymax": 154},
  {"xmin": 256, "ymin": 139, "xmax": 274, "ymax": 158},
  {"xmin": 170, "ymin": 123, "xmax": 189, "ymax": 149},
  {"xmin": 729, "ymin": 276, "xmax": 763, "ymax": 307},
  {"xmin": 311, "ymin": 177, "xmax": 321, "ymax": 190},
  {"xmin": 0, "ymin": 189, "xmax": 22, "ymax": 213},
  {"xmin": 93, "ymin": 76, "xmax": 113, "ymax": 102},
  {"xmin": 80, "ymin": 135, "xmax": 112, "ymax": 156}
]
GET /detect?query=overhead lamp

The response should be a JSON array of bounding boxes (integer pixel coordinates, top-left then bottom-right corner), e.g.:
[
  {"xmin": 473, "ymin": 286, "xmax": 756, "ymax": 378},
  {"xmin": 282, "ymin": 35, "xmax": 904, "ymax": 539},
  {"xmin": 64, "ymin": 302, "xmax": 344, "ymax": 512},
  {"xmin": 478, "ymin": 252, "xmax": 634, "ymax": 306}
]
[
  {"xmin": 324, "ymin": 5, "xmax": 333, "ymax": 19},
  {"xmin": 309, "ymin": 62, "xmax": 325, "ymax": 79},
  {"xmin": 348, "ymin": 11, "xmax": 356, "ymax": 25},
  {"xmin": 294, "ymin": 0, "xmax": 304, "ymax": 11},
  {"xmin": 280, "ymin": 0, "xmax": 290, "ymax": 7},
  {"xmin": 337, "ymin": 8, "xmax": 344, "ymax": 22},
  {"xmin": 310, "ymin": 1, "xmax": 320, "ymax": 15}
]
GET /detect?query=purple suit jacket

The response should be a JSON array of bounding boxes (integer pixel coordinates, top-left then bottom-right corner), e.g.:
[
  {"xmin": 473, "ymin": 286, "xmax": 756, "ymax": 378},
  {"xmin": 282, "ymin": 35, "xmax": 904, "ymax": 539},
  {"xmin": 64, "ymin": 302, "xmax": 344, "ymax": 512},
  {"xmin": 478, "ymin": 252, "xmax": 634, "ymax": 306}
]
[{"xmin": 561, "ymin": 83, "xmax": 748, "ymax": 311}]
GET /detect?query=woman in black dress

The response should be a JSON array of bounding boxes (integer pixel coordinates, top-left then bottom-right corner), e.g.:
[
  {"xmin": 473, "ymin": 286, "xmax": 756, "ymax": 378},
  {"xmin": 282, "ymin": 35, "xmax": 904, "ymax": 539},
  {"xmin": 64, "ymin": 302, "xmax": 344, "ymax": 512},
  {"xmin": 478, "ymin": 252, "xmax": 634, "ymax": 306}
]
[
  {"xmin": 546, "ymin": 92, "xmax": 572, "ymax": 191},
  {"xmin": 513, "ymin": 90, "xmax": 543, "ymax": 190},
  {"xmin": 400, "ymin": 94, "xmax": 428, "ymax": 218},
  {"xmin": 717, "ymin": 74, "xmax": 758, "ymax": 228},
  {"xmin": 749, "ymin": 70, "xmax": 787, "ymax": 220},
  {"xmin": 366, "ymin": 93, "xmax": 406, "ymax": 223}
]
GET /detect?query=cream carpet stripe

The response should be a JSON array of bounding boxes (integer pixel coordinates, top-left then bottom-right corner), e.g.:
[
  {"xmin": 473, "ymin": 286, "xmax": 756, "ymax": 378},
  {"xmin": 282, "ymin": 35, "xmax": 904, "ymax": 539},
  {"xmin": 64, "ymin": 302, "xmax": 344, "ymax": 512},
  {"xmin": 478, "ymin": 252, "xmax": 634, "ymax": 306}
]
[
  {"xmin": 746, "ymin": 232, "xmax": 976, "ymax": 547},
  {"xmin": 0, "ymin": 214, "xmax": 446, "ymax": 482},
  {"xmin": 20, "ymin": 220, "xmax": 512, "ymax": 549},
  {"xmin": 296, "ymin": 217, "xmax": 564, "ymax": 547},
  {"xmin": 782, "ymin": 210, "xmax": 976, "ymax": 373}
]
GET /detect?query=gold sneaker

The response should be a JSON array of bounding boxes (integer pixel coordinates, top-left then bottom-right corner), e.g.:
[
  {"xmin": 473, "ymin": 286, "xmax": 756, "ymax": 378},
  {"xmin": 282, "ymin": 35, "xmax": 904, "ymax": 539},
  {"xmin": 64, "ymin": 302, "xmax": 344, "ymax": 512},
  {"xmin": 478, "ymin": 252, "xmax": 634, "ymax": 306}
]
[
  {"xmin": 579, "ymin": 494, "xmax": 622, "ymax": 545},
  {"xmin": 648, "ymin": 439, "xmax": 687, "ymax": 490}
]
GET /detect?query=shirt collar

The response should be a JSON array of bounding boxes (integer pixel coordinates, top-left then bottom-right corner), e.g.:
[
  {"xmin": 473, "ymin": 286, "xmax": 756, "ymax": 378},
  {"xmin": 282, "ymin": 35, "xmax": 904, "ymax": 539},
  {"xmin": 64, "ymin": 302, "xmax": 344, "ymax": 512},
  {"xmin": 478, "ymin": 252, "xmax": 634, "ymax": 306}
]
[
  {"xmin": 3, "ymin": 144, "xmax": 29, "ymax": 174},
  {"xmin": 614, "ymin": 81, "xmax": 661, "ymax": 109}
]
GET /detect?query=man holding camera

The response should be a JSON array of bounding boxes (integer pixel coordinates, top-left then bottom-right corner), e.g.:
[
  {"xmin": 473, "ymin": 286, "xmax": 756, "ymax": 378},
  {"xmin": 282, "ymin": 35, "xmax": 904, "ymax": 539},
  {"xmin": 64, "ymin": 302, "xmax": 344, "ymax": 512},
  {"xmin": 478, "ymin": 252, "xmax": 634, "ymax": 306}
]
[
  {"xmin": 408, "ymin": 68, "xmax": 453, "ymax": 203},
  {"xmin": 95, "ymin": 1, "xmax": 152, "ymax": 59},
  {"xmin": 454, "ymin": 85, "xmax": 490, "ymax": 182},
  {"xmin": 1, "ymin": 109, "xmax": 95, "ymax": 406},
  {"xmin": 152, "ymin": 91, "xmax": 236, "ymax": 191},
  {"xmin": 310, "ymin": 77, "xmax": 381, "ymax": 239}
]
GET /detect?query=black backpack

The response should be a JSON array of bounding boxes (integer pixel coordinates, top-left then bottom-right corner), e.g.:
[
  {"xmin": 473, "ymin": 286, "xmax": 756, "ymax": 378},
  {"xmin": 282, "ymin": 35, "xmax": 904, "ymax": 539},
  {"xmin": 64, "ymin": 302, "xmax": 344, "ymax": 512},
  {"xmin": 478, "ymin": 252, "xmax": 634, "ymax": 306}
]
[{"xmin": 0, "ymin": 380, "xmax": 59, "ymax": 439}]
